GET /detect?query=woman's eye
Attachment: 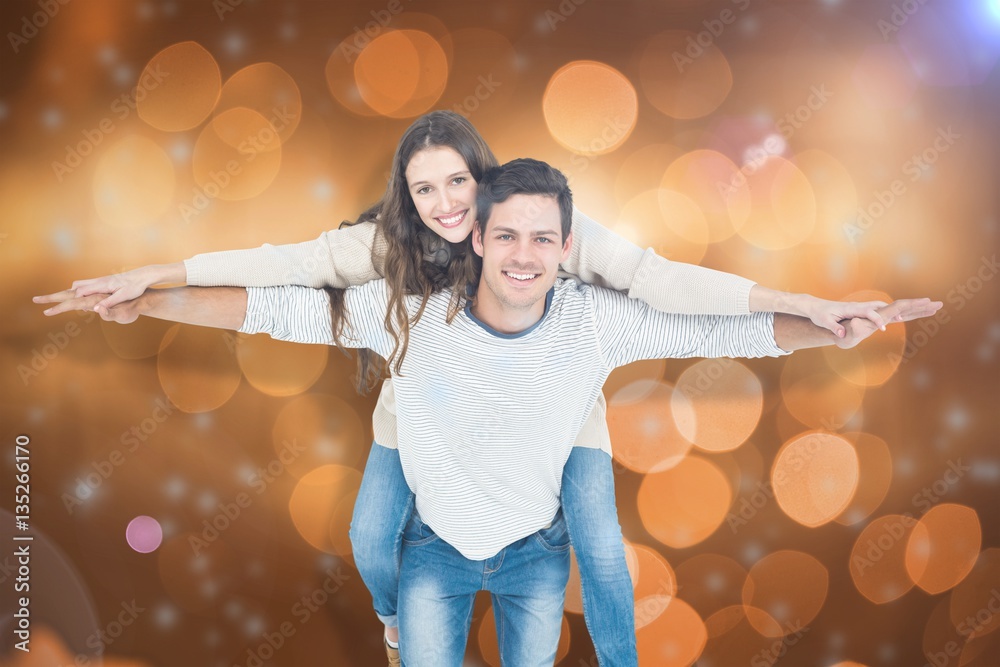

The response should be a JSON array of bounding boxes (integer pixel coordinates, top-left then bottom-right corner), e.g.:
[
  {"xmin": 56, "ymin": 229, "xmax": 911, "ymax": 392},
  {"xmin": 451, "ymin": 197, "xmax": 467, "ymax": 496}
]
[
  {"xmin": 416, "ymin": 187, "xmax": 431, "ymax": 195},
  {"xmin": 453, "ymin": 177, "xmax": 466, "ymax": 185}
]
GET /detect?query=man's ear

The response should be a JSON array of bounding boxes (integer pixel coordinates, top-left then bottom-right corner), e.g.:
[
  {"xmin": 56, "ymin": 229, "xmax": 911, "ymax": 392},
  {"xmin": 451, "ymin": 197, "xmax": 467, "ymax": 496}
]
[
  {"xmin": 472, "ymin": 222, "xmax": 486, "ymax": 259},
  {"xmin": 560, "ymin": 230, "xmax": 573, "ymax": 263}
]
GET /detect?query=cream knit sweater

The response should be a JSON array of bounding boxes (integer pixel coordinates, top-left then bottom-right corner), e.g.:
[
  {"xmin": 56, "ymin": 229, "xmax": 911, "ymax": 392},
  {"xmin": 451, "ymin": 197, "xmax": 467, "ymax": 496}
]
[{"xmin": 184, "ymin": 207, "xmax": 756, "ymax": 452}]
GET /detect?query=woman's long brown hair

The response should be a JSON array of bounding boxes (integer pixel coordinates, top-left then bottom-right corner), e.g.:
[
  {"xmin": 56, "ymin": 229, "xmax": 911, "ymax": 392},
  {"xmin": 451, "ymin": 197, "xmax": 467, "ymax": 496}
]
[{"xmin": 328, "ymin": 111, "xmax": 496, "ymax": 393}]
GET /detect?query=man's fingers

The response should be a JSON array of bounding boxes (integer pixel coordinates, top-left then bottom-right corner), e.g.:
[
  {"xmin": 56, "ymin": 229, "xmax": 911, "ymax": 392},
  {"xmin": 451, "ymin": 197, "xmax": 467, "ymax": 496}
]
[{"xmin": 33, "ymin": 290, "xmax": 76, "ymax": 304}]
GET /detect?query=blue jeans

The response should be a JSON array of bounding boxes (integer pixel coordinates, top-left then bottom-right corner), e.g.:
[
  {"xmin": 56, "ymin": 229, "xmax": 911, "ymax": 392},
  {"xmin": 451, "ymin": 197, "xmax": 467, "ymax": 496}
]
[
  {"xmin": 398, "ymin": 508, "xmax": 570, "ymax": 666},
  {"xmin": 348, "ymin": 442, "xmax": 638, "ymax": 666}
]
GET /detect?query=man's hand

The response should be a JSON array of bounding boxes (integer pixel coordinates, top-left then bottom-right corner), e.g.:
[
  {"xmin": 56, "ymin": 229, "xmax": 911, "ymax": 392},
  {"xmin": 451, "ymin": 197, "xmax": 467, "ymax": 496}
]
[
  {"xmin": 835, "ymin": 298, "xmax": 943, "ymax": 349},
  {"xmin": 33, "ymin": 290, "xmax": 142, "ymax": 324}
]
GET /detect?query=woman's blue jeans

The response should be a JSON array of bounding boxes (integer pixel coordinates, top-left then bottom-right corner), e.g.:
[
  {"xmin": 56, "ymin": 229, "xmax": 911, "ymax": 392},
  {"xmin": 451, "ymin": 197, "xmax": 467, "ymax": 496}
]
[{"xmin": 348, "ymin": 441, "xmax": 638, "ymax": 666}]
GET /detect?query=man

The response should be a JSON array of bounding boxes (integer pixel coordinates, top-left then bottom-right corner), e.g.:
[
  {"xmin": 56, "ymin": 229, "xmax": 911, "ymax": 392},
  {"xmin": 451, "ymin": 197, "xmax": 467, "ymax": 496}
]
[{"xmin": 38, "ymin": 159, "xmax": 941, "ymax": 665}]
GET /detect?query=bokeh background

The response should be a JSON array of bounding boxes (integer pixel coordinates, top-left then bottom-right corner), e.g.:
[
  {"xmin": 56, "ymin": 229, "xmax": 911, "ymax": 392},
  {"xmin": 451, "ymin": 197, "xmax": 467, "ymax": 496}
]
[{"xmin": 1, "ymin": 0, "xmax": 999, "ymax": 665}]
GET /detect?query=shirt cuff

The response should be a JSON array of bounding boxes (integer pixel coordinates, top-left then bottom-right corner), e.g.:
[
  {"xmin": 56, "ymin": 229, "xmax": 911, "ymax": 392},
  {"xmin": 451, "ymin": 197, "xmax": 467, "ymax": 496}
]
[{"xmin": 237, "ymin": 287, "xmax": 268, "ymax": 334}]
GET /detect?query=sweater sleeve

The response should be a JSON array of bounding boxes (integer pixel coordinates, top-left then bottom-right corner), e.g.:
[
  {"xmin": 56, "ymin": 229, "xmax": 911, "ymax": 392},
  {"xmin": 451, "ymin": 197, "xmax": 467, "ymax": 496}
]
[
  {"xmin": 563, "ymin": 207, "xmax": 756, "ymax": 316},
  {"xmin": 184, "ymin": 221, "xmax": 388, "ymax": 289}
]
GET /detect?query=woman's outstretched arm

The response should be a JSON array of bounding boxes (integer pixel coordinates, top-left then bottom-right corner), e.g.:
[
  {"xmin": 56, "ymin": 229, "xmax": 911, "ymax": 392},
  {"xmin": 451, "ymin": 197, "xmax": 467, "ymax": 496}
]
[
  {"xmin": 563, "ymin": 206, "xmax": 888, "ymax": 338},
  {"xmin": 46, "ymin": 221, "xmax": 385, "ymax": 312}
]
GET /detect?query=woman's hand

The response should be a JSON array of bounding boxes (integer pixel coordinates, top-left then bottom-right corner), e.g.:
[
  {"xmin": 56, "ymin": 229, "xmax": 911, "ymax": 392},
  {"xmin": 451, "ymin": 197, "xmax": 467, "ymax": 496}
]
[
  {"xmin": 799, "ymin": 295, "xmax": 891, "ymax": 338},
  {"xmin": 834, "ymin": 298, "xmax": 943, "ymax": 349},
  {"xmin": 40, "ymin": 262, "xmax": 186, "ymax": 312},
  {"xmin": 33, "ymin": 290, "xmax": 142, "ymax": 324}
]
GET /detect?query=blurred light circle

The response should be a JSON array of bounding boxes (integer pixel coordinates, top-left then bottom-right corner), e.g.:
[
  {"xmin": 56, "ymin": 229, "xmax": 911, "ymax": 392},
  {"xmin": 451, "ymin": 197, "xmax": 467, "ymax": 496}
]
[
  {"xmin": 126, "ymin": 515, "xmax": 163, "ymax": 553},
  {"xmin": 699, "ymin": 605, "xmax": 784, "ymax": 667},
  {"xmin": 636, "ymin": 596, "xmax": 707, "ymax": 666},
  {"xmin": 236, "ymin": 334, "xmax": 327, "ymax": 397},
  {"xmin": 632, "ymin": 544, "xmax": 677, "ymax": 630},
  {"xmin": 735, "ymin": 156, "xmax": 816, "ymax": 250},
  {"xmin": 833, "ymin": 432, "xmax": 893, "ymax": 526},
  {"xmin": 638, "ymin": 455, "xmax": 732, "ymax": 548},
  {"xmin": 672, "ymin": 359, "xmax": 763, "ymax": 453},
  {"xmin": 215, "ymin": 62, "xmax": 302, "ymax": 145},
  {"xmin": 661, "ymin": 150, "xmax": 750, "ymax": 242},
  {"xmin": 922, "ymin": 595, "xmax": 970, "ymax": 667},
  {"xmin": 137, "ymin": 41, "xmax": 222, "ymax": 131},
  {"xmin": 354, "ymin": 30, "xmax": 448, "ymax": 118},
  {"xmin": 849, "ymin": 513, "xmax": 921, "ymax": 604},
  {"xmin": 288, "ymin": 465, "xmax": 362, "ymax": 554},
  {"xmin": 771, "ymin": 431, "xmax": 860, "ymax": 527},
  {"xmin": 542, "ymin": 60, "xmax": 638, "ymax": 155},
  {"xmin": 614, "ymin": 189, "xmax": 708, "ymax": 266},
  {"xmin": 608, "ymin": 380, "xmax": 692, "ymax": 473},
  {"xmin": 604, "ymin": 359, "xmax": 667, "ymax": 405},
  {"xmin": 614, "ymin": 143, "xmax": 684, "ymax": 207},
  {"xmin": 100, "ymin": 311, "xmax": 176, "ymax": 359},
  {"xmin": 949, "ymin": 548, "xmax": 1000, "ymax": 639},
  {"xmin": 638, "ymin": 30, "xmax": 733, "ymax": 119},
  {"xmin": 191, "ymin": 107, "xmax": 282, "ymax": 201},
  {"xmin": 742, "ymin": 550, "xmax": 829, "ymax": 635},
  {"xmin": 157, "ymin": 324, "xmax": 242, "ymax": 413},
  {"xmin": 821, "ymin": 290, "xmax": 905, "ymax": 387},
  {"xmin": 780, "ymin": 351, "xmax": 866, "ymax": 429},
  {"xmin": 92, "ymin": 135, "xmax": 175, "ymax": 228},
  {"xmin": 674, "ymin": 553, "xmax": 748, "ymax": 622},
  {"xmin": 271, "ymin": 393, "xmax": 367, "ymax": 476},
  {"xmin": 905, "ymin": 503, "xmax": 981, "ymax": 595}
]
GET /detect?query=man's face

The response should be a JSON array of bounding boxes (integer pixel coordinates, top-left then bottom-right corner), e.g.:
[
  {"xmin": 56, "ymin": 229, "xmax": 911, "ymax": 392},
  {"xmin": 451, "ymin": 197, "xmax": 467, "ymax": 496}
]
[{"xmin": 472, "ymin": 194, "xmax": 572, "ymax": 313}]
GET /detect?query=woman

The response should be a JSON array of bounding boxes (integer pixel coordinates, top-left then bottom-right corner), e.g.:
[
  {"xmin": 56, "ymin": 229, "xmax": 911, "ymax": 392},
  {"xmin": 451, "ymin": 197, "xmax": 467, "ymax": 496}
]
[{"xmin": 49, "ymin": 110, "xmax": 887, "ymax": 666}]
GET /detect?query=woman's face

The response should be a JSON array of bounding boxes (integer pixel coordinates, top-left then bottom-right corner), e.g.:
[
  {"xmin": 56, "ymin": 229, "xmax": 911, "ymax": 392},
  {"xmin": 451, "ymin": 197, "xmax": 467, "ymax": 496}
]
[{"xmin": 404, "ymin": 145, "xmax": 478, "ymax": 244}]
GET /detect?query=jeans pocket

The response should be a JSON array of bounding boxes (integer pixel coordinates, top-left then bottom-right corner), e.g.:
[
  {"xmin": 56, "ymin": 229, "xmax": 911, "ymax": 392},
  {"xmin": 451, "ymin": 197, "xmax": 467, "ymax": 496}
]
[
  {"xmin": 401, "ymin": 510, "xmax": 440, "ymax": 547},
  {"xmin": 534, "ymin": 509, "xmax": 570, "ymax": 552}
]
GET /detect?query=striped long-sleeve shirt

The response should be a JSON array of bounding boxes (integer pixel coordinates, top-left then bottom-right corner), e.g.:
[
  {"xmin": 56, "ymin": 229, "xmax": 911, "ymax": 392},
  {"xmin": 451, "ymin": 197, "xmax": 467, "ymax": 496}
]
[{"xmin": 239, "ymin": 279, "xmax": 789, "ymax": 560}]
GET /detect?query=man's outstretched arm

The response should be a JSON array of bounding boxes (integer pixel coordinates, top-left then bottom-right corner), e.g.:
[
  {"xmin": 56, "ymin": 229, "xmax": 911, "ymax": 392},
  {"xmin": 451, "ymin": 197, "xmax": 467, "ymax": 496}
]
[{"xmin": 35, "ymin": 286, "xmax": 248, "ymax": 330}]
